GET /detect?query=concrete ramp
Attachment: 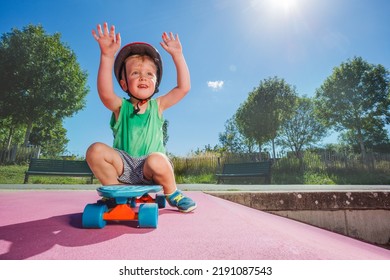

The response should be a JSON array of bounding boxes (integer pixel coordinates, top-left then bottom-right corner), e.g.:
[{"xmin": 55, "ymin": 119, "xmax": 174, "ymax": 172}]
[{"xmin": 0, "ymin": 190, "xmax": 389, "ymax": 260}]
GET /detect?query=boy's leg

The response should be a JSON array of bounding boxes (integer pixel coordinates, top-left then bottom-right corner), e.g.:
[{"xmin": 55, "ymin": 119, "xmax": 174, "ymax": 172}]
[
  {"xmin": 86, "ymin": 142, "xmax": 123, "ymax": 185},
  {"xmin": 143, "ymin": 152, "xmax": 197, "ymax": 212},
  {"xmin": 142, "ymin": 152, "xmax": 176, "ymax": 194}
]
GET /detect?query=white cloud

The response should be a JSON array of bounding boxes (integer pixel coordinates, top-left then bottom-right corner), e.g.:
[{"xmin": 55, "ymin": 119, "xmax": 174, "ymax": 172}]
[{"xmin": 207, "ymin": 80, "xmax": 224, "ymax": 91}]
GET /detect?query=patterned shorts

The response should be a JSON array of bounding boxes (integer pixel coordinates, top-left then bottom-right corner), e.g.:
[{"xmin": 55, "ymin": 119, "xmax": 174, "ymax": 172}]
[{"xmin": 115, "ymin": 149, "xmax": 154, "ymax": 185}]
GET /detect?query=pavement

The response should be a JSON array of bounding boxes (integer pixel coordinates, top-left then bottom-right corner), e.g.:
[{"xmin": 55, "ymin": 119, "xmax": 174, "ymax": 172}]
[{"xmin": 0, "ymin": 184, "xmax": 390, "ymax": 260}]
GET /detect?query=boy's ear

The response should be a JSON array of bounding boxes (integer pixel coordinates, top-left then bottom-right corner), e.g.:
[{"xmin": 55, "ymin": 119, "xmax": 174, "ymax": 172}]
[{"xmin": 119, "ymin": 79, "xmax": 127, "ymax": 91}]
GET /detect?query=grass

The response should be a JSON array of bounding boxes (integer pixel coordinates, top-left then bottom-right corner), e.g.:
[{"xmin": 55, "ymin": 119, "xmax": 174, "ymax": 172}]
[
  {"xmin": 175, "ymin": 173, "xmax": 216, "ymax": 184},
  {"xmin": 0, "ymin": 164, "xmax": 26, "ymax": 184},
  {"xmin": 1, "ymin": 163, "xmax": 389, "ymax": 185},
  {"xmin": 272, "ymin": 170, "xmax": 390, "ymax": 185},
  {"xmin": 0, "ymin": 164, "xmax": 95, "ymax": 184}
]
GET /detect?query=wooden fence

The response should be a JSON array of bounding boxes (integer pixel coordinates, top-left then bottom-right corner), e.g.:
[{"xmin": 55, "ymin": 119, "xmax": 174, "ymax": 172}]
[
  {"xmin": 171, "ymin": 151, "xmax": 390, "ymax": 176},
  {"xmin": 2, "ymin": 147, "xmax": 389, "ymax": 174},
  {"xmin": 0, "ymin": 145, "xmax": 41, "ymax": 164}
]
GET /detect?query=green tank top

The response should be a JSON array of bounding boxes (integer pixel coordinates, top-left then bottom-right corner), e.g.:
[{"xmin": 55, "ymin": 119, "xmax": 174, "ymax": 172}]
[{"xmin": 110, "ymin": 98, "xmax": 166, "ymax": 157}]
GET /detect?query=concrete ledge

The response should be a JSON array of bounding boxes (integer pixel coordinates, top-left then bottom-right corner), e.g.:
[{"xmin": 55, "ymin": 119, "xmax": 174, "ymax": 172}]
[
  {"xmin": 206, "ymin": 191, "xmax": 390, "ymax": 248},
  {"xmin": 205, "ymin": 191, "xmax": 390, "ymax": 211}
]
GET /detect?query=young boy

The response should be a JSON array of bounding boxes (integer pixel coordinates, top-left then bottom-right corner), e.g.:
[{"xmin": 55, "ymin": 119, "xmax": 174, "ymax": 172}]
[{"xmin": 86, "ymin": 22, "xmax": 196, "ymax": 213}]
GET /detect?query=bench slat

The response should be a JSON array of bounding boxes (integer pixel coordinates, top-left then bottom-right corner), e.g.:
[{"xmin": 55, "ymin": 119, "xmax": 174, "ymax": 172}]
[
  {"xmin": 216, "ymin": 161, "xmax": 272, "ymax": 184},
  {"xmin": 24, "ymin": 158, "xmax": 94, "ymax": 184}
]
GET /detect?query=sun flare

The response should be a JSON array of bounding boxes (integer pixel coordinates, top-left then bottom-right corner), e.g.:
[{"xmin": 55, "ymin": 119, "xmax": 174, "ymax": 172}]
[
  {"xmin": 251, "ymin": 0, "xmax": 299, "ymax": 16},
  {"xmin": 277, "ymin": 0, "xmax": 297, "ymax": 13}
]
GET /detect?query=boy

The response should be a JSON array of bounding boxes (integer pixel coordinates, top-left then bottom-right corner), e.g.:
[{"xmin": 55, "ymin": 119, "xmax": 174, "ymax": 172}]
[{"xmin": 86, "ymin": 22, "xmax": 196, "ymax": 212}]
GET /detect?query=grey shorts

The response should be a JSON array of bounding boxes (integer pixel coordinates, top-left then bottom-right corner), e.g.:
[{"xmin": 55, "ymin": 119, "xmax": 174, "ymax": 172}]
[{"xmin": 115, "ymin": 149, "xmax": 154, "ymax": 185}]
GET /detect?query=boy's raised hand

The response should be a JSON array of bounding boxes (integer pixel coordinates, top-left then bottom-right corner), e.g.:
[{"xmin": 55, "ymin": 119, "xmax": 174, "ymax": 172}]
[
  {"xmin": 92, "ymin": 22, "xmax": 121, "ymax": 58},
  {"xmin": 160, "ymin": 32, "xmax": 183, "ymax": 57}
]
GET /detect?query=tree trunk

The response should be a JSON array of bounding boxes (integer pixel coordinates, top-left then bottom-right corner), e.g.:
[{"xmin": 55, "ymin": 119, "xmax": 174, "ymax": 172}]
[
  {"xmin": 272, "ymin": 138, "xmax": 276, "ymax": 160},
  {"xmin": 23, "ymin": 120, "xmax": 33, "ymax": 147},
  {"xmin": 258, "ymin": 143, "xmax": 262, "ymax": 161},
  {"xmin": 357, "ymin": 128, "xmax": 367, "ymax": 163},
  {"xmin": 6, "ymin": 126, "xmax": 14, "ymax": 149}
]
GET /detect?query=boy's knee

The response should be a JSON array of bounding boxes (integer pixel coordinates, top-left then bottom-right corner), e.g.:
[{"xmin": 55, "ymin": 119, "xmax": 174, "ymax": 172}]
[
  {"xmin": 86, "ymin": 142, "xmax": 108, "ymax": 162},
  {"xmin": 146, "ymin": 152, "xmax": 172, "ymax": 171}
]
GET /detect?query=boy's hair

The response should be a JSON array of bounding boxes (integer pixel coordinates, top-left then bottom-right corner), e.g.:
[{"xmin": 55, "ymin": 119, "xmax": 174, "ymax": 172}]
[
  {"xmin": 114, "ymin": 42, "xmax": 163, "ymax": 94},
  {"xmin": 120, "ymin": 54, "xmax": 157, "ymax": 81}
]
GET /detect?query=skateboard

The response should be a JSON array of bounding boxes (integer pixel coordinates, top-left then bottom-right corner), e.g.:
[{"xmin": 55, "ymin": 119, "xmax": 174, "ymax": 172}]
[{"xmin": 82, "ymin": 185, "xmax": 165, "ymax": 229}]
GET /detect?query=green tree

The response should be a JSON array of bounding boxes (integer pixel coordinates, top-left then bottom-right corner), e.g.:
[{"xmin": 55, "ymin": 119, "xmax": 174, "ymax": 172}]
[
  {"xmin": 277, "ymin": 96, "xmax": 328, "ymax": 158},
  {"xmin": 339, "ymin": 119, "xmax": 390, "ymax": 153},
  {"xmin": 0, "ymin": 24, "xmax": 89, "ymax": 152},
  {"xmin": 0, "ymin": 118, "xmax": 25, "ymax": 149},
  {"xmin": 191, "ymin": 144, "xmax": 222, "ymax": 155},
  {"xmin": 235, "ymin": 77, "xmax": 297, "ymax": 159},
  {"xmin": 28, "ymin": 118, "xmax": 69, "ymax": 157},
  {"xmin": 314, "ymin": 56, "xmax": 390, "ymax": 160},
  {"xmin": 219, "ymin": 116, "xmax": 258, "ymax": 153}
]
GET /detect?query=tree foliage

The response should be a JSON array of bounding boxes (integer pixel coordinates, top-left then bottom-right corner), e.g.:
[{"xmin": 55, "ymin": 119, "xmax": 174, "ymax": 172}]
[
  {"xmin": 339, "ymin": 119, "xmax": 390, "ymax": 153},
  {"xmin": 314, "ymin": 56, "xmax": 390, "ymax": 158},
  {"xmin": 0, "ymin": 24, "xmax": 89, "ymax": 153},
  {"xmin": 28, "ymin": 118, "xmax": 69, "ymax": 157},
  {"xmin": 277, "ymin": 96, "xmax": 328, "ymax": 158},
  {"xmin": 218, "ymin": 117, "xmax": 258, "ymax": 153},
  {"xmin": 235, "ymin": 77, "xmax": 297, "ymax": 157}
]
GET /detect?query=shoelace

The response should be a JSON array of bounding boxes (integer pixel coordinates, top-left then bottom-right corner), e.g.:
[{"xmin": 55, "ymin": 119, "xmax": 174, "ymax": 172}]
[{"xmin": 171, "ymin": 193, "xmax": 185, "ymax": 205}]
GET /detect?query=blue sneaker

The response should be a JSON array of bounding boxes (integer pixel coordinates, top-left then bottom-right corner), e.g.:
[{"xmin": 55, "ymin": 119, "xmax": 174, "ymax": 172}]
[{"xmin": 166, "ymin": 190, "xmax": 197, "ymax": 213}]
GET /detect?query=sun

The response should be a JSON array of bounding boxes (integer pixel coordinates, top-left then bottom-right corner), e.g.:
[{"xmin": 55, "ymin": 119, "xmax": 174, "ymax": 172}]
[
  {"xmin": 245, "ymin": 0, "xmax": 305, "ymax": 37},
  {"xmin": 277, "ymin": 0, "xmax": 297, "ymax": 13},
  {"xmin": 269, "ymin": 0, "xmax": 298, "ymax": 15},
  {"xmin": 250, "ymin": 0, "xmax": 299, "ymax": 17}
]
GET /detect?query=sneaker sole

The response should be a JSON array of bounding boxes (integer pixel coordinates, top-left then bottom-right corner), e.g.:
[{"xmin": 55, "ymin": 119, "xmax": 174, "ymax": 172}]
[{"xmin": 179, "ymin": 204, "xmax": 197, "ymax": 213}]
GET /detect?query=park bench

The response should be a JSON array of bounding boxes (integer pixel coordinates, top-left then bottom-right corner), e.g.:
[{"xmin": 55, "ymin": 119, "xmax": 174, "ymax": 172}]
[
  {"xmin": 216, "ymin": 161, "xmax": 272, "ymax": 184},
  {"xmin": 24, "ymin": 158, "xmax": 94, "ymax": 184}
]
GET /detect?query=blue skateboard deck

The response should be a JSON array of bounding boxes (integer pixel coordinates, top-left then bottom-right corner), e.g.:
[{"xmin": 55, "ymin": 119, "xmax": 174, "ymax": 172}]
[{"xmin": 97, "ymin": 185, "xmax": 162, "ymax": 199}]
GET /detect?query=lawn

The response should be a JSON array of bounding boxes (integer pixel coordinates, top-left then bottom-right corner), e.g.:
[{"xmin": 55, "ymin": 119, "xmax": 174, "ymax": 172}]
[{"xmin": 0, "ymin": 164, "xmax": 95, "ymax": 184}]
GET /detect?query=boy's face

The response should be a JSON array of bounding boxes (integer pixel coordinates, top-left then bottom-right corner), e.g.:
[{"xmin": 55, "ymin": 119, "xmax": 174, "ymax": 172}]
[{"xmin": 120, "ymin": 55, "xmax": 158, "ymax": 100}]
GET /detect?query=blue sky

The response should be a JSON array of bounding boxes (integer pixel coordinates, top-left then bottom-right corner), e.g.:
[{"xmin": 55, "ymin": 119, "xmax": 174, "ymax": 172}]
[{"xmin": 1, "ymin": 0, "xmax": 390, "ymax": 156}]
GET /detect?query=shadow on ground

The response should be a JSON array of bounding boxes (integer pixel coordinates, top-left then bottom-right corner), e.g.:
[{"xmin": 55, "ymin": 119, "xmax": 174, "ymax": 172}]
[{"xmin": 0, "ymin": 209, "xmax": 177, "ymax": 260}]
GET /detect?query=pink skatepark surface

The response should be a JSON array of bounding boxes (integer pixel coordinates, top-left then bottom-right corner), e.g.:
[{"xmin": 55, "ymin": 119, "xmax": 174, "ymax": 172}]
[{"xmin": 0, "ymin": 189, "xmax": 389, "ymax": 260}]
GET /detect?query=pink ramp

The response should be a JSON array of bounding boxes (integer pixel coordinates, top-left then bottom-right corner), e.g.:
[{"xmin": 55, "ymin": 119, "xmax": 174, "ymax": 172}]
[{"xmin": 0, "ymin": 190, "xmax": 389, "ymax": 260}]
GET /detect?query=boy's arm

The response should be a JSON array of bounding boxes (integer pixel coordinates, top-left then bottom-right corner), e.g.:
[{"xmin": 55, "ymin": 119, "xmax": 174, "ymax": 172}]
[
  {"xmin": 157, "ymin": 32, "xmax": 191, "ymax": 114},
  {"xmin": 92, "ymin": 23, "xmax": 123, "ymax": 116}
]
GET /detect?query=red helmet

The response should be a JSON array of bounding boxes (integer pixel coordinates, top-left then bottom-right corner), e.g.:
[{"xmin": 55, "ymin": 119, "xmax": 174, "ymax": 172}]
[{"xmin": 114, "ymin": 42, "xmax": 163, "ymax": 93}]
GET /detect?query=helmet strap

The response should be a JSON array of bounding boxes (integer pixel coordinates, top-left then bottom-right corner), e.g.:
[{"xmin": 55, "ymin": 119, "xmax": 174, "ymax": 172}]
[{"xmin": 133, "ymin": 99, "xmax": 150, "ymax": 114}]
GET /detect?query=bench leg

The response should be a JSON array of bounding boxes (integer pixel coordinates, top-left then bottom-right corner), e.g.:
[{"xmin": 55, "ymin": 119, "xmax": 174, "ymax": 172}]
[{"xmin": 24, "ymin": 174, "xmax": 29, "ymax": 184}]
